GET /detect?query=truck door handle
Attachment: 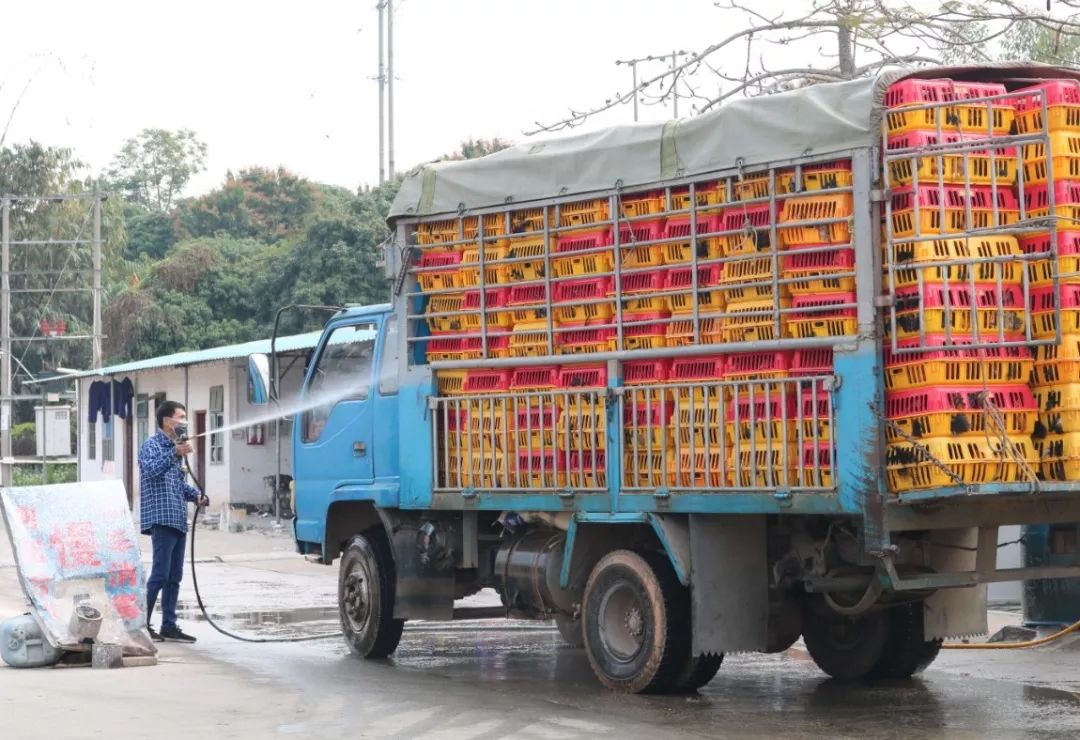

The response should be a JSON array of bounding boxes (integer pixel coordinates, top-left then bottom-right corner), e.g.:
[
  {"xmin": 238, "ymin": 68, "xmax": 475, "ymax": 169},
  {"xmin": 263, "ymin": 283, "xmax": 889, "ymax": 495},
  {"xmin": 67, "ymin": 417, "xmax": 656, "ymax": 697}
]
[{"xmin": 353, "ymin": 441, "xmax": 367, "ymax": 457}]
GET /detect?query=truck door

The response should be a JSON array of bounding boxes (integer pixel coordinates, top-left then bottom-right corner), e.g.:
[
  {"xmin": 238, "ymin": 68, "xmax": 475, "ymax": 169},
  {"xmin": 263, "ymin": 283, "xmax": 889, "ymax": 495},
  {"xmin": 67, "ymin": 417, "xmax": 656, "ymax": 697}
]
[{"xmin": 293, "ymin": 319, "xmax": 378, "ymax": 544}]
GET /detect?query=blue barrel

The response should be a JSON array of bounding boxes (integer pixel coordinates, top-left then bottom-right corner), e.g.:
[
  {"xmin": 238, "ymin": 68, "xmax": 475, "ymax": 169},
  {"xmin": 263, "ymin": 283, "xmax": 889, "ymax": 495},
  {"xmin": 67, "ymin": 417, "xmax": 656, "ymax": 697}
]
[{"xmin": 1022, "ymin": 524, "xmax": 1080, "ymax": 627}]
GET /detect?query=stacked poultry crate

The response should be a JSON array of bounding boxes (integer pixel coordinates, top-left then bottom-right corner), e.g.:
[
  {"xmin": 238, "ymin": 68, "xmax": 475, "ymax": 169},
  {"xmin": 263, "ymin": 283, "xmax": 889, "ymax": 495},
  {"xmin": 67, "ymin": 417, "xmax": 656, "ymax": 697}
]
[{"xmin": 882, "ymin": 78, "xmax": 1039, "ymax": 492}]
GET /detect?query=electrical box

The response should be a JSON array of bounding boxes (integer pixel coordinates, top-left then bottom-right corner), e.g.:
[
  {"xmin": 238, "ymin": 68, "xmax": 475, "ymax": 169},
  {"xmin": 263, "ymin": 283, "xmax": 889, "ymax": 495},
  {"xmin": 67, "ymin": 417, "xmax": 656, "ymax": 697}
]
[{"xmin": 34, "ymin": 405, "xmax": 73, "ymax": 457}]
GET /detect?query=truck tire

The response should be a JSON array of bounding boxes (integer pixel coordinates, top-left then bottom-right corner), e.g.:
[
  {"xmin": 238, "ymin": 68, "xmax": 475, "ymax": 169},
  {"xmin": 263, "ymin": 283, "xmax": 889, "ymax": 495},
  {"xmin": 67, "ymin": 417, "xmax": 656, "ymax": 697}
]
[
  {"xmin": 869, "ymin": 603, "xmax": 942, "ymax": 679},
  {"xmin": 674, "ymin": 653, "xmax": 724, "ymax": 693},
  {"xmin": 801, "ymin": 596, "xmax": 888, "ymax": 681},
  {"xmin": 582, "ymin": 550, "xmax": 691, "ymax": 694},
  {"xmin": 338, "ymin": 531, "xmax": 404, "ymax": 659},
  {"xmin": 555, "ymin": 614, "xmax": 584, "ymax": 648}
]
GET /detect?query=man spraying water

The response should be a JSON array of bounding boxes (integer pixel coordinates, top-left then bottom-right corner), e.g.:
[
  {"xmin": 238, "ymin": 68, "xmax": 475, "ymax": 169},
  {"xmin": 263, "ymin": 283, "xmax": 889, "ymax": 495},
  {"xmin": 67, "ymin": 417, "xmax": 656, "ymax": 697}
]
[{"xmin": 139, "ymin": 400, "xmax": 209, "ymax": 642}]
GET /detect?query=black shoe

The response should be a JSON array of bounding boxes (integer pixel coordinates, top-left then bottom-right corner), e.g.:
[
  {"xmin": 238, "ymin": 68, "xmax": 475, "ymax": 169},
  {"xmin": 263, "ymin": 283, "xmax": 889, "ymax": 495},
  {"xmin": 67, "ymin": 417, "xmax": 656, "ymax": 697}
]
[
  {"xmin": 160, "ymin": 626, "xmax": 197, "ymax": 643},
  {"xmin": 147, "ymin": 625, "xmax": 164, "ymax": 642}
]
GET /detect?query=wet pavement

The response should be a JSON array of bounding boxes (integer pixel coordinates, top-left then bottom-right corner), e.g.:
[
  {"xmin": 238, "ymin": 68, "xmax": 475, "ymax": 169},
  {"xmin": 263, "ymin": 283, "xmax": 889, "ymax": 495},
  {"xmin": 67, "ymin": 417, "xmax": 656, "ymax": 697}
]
[{"xmin": 176, "ymin": 558, "xmax": 1080, "ymax": 739}]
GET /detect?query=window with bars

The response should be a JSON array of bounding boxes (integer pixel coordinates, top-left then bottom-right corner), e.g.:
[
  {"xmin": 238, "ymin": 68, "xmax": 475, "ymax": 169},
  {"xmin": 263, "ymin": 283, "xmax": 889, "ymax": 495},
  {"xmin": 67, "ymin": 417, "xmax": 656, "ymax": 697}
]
[
  {"xmin": 210, "ymin": 385, "xmax": 225, "ymax": 464},
  {"xmin": 137, "ymin": 394, "xmax": 150, "ymax": 446},
  {"xmin": 103, "ymin": 417, "xmax": 114, "ymax": 462}
]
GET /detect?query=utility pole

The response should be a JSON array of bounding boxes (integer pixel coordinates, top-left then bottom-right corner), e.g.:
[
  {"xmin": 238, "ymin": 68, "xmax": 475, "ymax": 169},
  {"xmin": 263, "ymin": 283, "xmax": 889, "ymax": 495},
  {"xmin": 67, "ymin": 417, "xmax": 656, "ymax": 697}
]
[
  {"xmin": 377, "ymin": 1, "xmax": 386, "ymax": 184},
  {"xmin": 671, "ymin": 51, "xmax": 679, "ymax": 119},
  {"xmin": 2, "ymin": 198, "xmax": 11, "ymax": 487},
  {"xmin": 387, "ymin": 0, "xmax": 396, "ymax": 180}
]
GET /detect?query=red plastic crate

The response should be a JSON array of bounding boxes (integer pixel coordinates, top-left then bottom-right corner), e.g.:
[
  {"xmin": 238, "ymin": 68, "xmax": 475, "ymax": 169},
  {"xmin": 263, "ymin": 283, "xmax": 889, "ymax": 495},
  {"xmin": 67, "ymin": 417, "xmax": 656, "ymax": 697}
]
[
  {"xmin": 802, "ymin": 442, "xmax": 832, "ymax": 468},
  {"xmin": 554, "ymin": 277, "xmax": 611, "ymax": 303},
  {"xmin": 1013, "ymin": 80, "xmax": 1080, "ymax": 113},
  {"xmin": 622, "ymin": 269, "xmax": 668, "ymax": 294},
  {"xmin": 623, "ymin": 312, "xmax": 670, "ymax": 335},
  {"xmin": 892, "ymin": 184, "xmax": 1020, "ymax": 213},
  {"xmin": 886, "ymin": 128, "xmax": 1015, "ymax": 157},
  {"xmin": 792, "ymin": 349, "xmax": 834, "ymax": 377},
  {"xmin": 511, "ymin": 366, "xmax": 561, "ymax": 390},
  {"xmin": 617, "ymin": 219, "xmax": 665, "ymax": 244},
  {"xmin": 623, "ymin": 359, "xmax": 671, "ymax": 385},
  {"xmin": 671, "ymin": 356, "xmax": 726, "ymax": 383},
  {"xmin": 884, "ymin": 78, "xmax": 955, "ymax": 108},
  {"xmin": 1023, "ymin": 181, "xmax": 1080, "ymax": 212},
  {"xmin": 556, "ymin": 228, "xmax": 613, "ymax": 253},
  {"xmin": 722, "ymin": 203, "xmax": 772, "ymax": 232},
  {"xmin": 665, "ymin": 214, "xmax": 723, "ymax": 239},
  {"xmin": 418, "ymin": 249, "xmax": 461, "ymax": 269},
  {"xmin": 892, "ymin": 331, "xmax": 1027, "ymax": 350},
  {"xmin": 623, "ymin": 401, "xmax": 674, "ymax": 427},
  {"xmin": 463, "ymin": 369, "xmax": 512, "ymax": 394},
  {"xmin": 726, "ymin": 393, "xmax": 798, "ymax": 424},
  {"xmin": 781, "ymin": 248, "xmax": 855, "ymax": 273},
  {"xmin": 666, "ymin": 264, "xmax": 723, "ymax": 289},
  {"xmin": 1030, "ymin": 283, "xmax": 1080, "ymax": 312},
  {"xmin": 426, "ymin": 331, "xmax": 510, "ymax": 361},
  {"xmin": 558, "ymin": 364, "xmax": 607, "ymax": 389},
  {"xmin": 724, "ymin": 352, "xmax": 792, "ymax": 380},
  {"xmin": 463, "ymin": 287, "xmax": 509, "ymax": 309},
  {"xmin": 1019, "ymin": 231, "xmax": 1080, "ymax": 256},
  {"xmin": 801, "ymin": 387, "xmax": 832, "ymax": 420},
  {"xmin": 557, "ymin": 320, "xmax": 616, "ymax": 355},
  {"xmin": 896, "ymin": 283, "xmax": 1025, "ymax": 311},
  {"xmin": 515, "ymin": 404, "xmax": 559, "ymax": 430},
  {"xmin": 508, "ymin": 283, "xmax": 547, "ymax": 306},
  {"xmin": 516, "ymin": 448, "xmax": 567, "ymax": 469},
  {"xmin": 791, "ymin": 293, "xmax": 857, "ymax": 318},
  {"xmin": 886, "ymin": 385, "xmax": 1036, "ymax": 418},
  {"xmin": 570, "ymin": 450, "xmax": 606, "ymax": 472}
]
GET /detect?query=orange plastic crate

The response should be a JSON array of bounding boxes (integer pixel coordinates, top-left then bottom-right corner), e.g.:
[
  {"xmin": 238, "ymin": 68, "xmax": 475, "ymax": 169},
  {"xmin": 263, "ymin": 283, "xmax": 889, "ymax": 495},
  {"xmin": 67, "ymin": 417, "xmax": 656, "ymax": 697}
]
[{"xmin": 779, "ymin": 193, "xmax": 853, "ymax": 248}]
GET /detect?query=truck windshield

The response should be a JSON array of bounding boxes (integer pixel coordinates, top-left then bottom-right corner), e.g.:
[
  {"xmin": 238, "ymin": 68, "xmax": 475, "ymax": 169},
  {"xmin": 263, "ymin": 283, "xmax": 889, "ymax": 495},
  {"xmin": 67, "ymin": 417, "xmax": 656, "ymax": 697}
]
[{"xmin": 302, "ymin": 322, "xmax": 377, "ymax": 443}]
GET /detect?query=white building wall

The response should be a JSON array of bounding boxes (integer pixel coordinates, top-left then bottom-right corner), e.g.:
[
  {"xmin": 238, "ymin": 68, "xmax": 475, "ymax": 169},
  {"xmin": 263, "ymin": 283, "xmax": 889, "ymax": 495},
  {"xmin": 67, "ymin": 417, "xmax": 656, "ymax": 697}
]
[{"xmin": 77, "ymin": 356, "xmax": 309, "ymax": 513}]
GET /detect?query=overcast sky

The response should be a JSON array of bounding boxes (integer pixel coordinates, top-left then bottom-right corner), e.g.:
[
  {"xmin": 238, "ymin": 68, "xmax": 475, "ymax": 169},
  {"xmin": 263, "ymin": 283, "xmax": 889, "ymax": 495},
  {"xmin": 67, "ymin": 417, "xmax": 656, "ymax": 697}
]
[{"xmin": 1, "ymin": 0, "xmax": 803, "ymax": 196}]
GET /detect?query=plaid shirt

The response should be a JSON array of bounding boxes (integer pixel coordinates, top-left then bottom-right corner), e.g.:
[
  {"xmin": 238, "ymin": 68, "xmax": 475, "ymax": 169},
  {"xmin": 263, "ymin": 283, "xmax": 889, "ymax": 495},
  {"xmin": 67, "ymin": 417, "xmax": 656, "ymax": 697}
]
[{"xmin": 139, "ymin": 430, "xmax": 200, "ymax": 534}]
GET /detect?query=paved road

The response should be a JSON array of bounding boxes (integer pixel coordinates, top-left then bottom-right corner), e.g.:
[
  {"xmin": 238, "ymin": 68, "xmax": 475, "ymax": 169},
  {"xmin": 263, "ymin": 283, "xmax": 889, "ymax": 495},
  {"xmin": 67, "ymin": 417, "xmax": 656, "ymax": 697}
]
[{"xmin": 4, "ymin": 529, "xmax": 1080, "ymax": 738}]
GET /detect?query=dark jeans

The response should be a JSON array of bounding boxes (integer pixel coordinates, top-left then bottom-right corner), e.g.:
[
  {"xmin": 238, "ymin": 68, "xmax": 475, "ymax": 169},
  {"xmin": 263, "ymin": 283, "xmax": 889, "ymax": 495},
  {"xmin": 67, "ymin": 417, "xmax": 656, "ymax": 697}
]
[{"xmin": 146, "ymin": 524, "xmax": 186, "ymax": 630}]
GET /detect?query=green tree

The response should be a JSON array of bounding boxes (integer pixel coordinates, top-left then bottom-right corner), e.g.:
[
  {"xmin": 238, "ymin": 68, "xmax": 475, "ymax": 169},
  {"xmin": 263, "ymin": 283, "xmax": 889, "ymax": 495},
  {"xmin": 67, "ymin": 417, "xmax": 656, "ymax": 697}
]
[
  {"xmin": 106, "ymin": 128, "xmax": 207, "ymax": 212},
  {"xmin": 173, "ymin": 167, "xmax": 321, "ymax": 241},
  {"xmin": 444, "ymin": 137, "xmax": 513, "ymax": 161}
]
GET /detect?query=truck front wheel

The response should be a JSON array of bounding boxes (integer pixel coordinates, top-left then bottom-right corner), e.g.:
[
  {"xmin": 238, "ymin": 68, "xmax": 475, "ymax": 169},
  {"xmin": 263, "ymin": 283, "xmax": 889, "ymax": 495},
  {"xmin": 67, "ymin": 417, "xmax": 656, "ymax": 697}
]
[
  {"xmin": 582, "ymin": 550, "xmax": 691, "ymax": 694},
  {"xmin": 339, "ymin": 531, "xmax": 404, "ymax": 659}
]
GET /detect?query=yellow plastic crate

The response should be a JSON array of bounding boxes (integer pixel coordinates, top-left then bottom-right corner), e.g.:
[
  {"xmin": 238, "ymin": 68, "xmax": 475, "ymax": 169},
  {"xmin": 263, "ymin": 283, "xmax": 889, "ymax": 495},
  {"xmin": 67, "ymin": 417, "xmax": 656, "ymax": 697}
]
[
  {"xmin": 665, "ymin": 318, "xmax": 723, "ymax": 348},
  {"xmin": 725, "ymin": 419, "xmax": 800, "ymax": 444},
  {"xmin": 670, "ymin": 420, "xmax": 726, "ymax": 450},
  {"xmin": 884, "ymin": 352, "xmax": 1034, "ymax": 391},
  {"xmin": 435, "ymin": 370, "xmax": 468, "ymax": 396},
  {"xmin": 729, "ymin": 443, "xmax": 798, "ymax": 488},
  {"xmin": 620, "ymin": 193, "xmax": 665, "ymax": 218},
  {"xmin": 779, "ymin": 194, "xmax": 853, "ymax": 247},
  {"xmin": 1031, "ymin": 310, "xmax": 1080, "ymax": 338},
  {"xmin": 669, "ymin": 288, "xmax": 725, "ymax": 315},
  {"xmin": 1029, "ymin": 256, "xmax": 1080, "ymax": 286},
  {"xmin": 1035, "ymin": 382, "xmax": 1080, "ymax": 412},
  {"xmin": 885, "ymin": 103, "xmax": 1014, "ymax": 137},
  {"xmin": 888, "ymin": 153, "xmax": 1017, "ymax": 188},
  {"xmin": 671, "ymin": 185, "xmax": 727, "ymax": 213},
  {"xmin": 559, "ymin": 199, "xmax": 610, "ymax": 229},
  {"xmin": 886, "ymin": 436, "xmax": 1034, "ymax": 492},
  {"xmin": 460, "ymin": 243, "xmax": 511, "ymax": 287},
  {"xmin": 1015, "ymin": 105, "xmax": 1080, "ymax": 134},
  {"xmin": 623, "ymin": 451, "xmax": 672, "ymax": 488},
  {"xmin": 886, "ymin": 408, "xmax": 1036, "ymax": 443},
  {"xmin": 417, "ymin": 216, "xmax": 505, "ymax": 246},
  {"xmin": 442, "ymin": 453, "xmax": 506, "ymax": 489},
  {"xmin": 777, "ymin": 165, "xmax": 853, "ymax": 193},
  {"xmin": 668, "ymin": 450, "xmax": 729, "ymax": 488},
  {"xmin": 787, "ymin": 316, "xmax": 857, "ymax": 339},
  {"xmin": 890, "ymin": 307, "xmax": 1026, "ymax": 340},
  {"xmin": 663, "ymin": 238, "xmax": 723, "ymax": 264},
  {"xmin": 509, "ymin": 320, "xmax": 551, "ymax": 358},
  {"xmin": 1037, "ymin": 433, "xmax": 1080, "ymax": 481},
  {"xmin": 1040, "ymin": 406, "xmax": 1080, "ymax": 434},
  {"xmin": 506, "ymin": 236, "xmax": 550, "ymax": 281},
  {"xmin": 734, "ymin": 174, "xmax": 773, "ymax": 201},
  {"xmin": 719, "ymin": 299, "xmax": 789, "ymax": 343},
  {"xmin": 891, "ymin": 205, "xmax": 1020, "ymax": 239},
  {"xmin": 425, "ymin": 293, "xmax": 466, "ymax": 333}
]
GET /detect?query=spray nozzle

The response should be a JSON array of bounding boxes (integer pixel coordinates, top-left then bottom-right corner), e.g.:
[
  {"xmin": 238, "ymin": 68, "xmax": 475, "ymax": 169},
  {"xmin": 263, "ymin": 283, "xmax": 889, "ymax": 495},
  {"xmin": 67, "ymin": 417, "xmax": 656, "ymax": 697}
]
[{"xmin": 174, "ymin": 422, "xmax": 189, "ymax": 443}]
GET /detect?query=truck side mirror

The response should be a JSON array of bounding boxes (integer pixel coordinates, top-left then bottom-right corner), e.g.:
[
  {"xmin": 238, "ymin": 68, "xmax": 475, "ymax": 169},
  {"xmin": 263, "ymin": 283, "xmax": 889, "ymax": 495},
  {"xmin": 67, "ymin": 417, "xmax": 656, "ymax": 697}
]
[{"xmin": 247, "ymin": 353, "xmax": 271, "ymax": 405}]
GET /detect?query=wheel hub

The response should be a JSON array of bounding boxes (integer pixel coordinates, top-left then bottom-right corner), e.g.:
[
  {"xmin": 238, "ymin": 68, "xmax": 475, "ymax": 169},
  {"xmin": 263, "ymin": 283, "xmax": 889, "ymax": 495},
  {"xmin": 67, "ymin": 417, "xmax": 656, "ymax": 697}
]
[
  {"xmin": 343, "ymin": 571, "xmax": 371, "ymax": 630},
  {"xmin": 598, "ymin": 582, "xmax": 646, "ymax": 663},
  {"xmin": 625, "ymin": 607, "xmax": 644, "ymax": 638}
]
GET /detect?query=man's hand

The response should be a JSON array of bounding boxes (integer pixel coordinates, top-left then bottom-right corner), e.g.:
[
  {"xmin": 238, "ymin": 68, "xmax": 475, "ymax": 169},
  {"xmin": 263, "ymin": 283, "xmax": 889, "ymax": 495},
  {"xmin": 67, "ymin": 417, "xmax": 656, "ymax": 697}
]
[
  {"xmin": 175, "ymin": 440, "xmax": 194, "ymax": 456},
  {"xmin": 197, "ymin": 494, "xmax": 210, "ymax": 508}
]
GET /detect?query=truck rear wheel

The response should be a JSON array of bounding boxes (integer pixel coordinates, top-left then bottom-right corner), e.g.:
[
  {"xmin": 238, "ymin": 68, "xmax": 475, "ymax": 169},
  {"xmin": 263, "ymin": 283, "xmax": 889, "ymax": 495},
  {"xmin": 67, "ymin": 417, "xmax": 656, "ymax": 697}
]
[
  {"xmin": 674, "ymin": 653, "xmax": 724, "ymax": 693},
  {"xmin": 339, "ymin": 531, "xmax": 404, "ymax": 659},
  {"xmin": 582, "ymin": 550, "xmax": 690, "ymax": 694},
  {"xmin": 801, "ymin": 596, "xmax": 888, "ymax": 680},
  {"xmin": 555, "ymin": 614, "xmax": 584, "ymax": 648},
  {"xmin": 869, "ymin": 602, "xmax": 942, "ymax": 679}
]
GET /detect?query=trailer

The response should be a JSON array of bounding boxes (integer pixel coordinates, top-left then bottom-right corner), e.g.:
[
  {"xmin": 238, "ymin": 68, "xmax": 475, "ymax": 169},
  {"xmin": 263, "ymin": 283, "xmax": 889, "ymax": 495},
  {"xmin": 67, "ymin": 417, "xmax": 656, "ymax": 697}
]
[{"xmin": 247, "ymin": 63, "xmax": 1080, "ymax": 693}]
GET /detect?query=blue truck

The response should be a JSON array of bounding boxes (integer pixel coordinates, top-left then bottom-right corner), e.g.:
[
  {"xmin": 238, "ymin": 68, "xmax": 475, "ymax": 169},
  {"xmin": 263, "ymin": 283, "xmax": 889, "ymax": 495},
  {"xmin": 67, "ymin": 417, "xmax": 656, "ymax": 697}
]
[{"xmin": 247, "ymin": 64, "xmax": 1080, "ymax": 693}]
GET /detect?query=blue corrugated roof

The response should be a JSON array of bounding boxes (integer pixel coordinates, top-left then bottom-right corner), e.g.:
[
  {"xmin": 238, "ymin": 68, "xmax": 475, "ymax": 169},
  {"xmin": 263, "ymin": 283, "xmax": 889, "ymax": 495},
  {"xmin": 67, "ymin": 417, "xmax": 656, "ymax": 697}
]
[{"xmin": 71, "ymin": 325, "xmax": 378, "ymax": 380}]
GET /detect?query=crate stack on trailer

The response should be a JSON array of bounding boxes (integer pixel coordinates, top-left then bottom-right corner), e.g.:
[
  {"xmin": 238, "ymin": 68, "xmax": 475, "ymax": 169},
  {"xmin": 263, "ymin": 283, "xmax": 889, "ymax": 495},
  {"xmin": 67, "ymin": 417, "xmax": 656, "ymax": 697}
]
[
  {"xmin": 880, "ymin": 77, "xmax": 1080, "ymax": 492},
  {"xmin": 1017, "ymin": 80, "xmax": 1080, "ymax": 482}
]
